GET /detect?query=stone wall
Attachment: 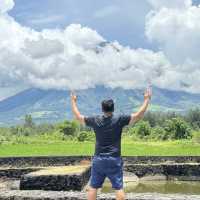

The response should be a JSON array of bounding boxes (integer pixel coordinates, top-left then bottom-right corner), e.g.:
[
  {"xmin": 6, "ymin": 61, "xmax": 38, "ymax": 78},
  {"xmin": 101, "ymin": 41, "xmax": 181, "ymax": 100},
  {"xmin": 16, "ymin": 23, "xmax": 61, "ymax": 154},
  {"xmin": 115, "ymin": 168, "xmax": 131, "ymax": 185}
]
[
  {"xmin": 0, "ymin": 156, "xmax": 200, "ymax": 167},
  {"xmin": 124, "ymin": 163, "xmax": 200, "ymax": 179},
  {"xmin": 0, "ymin": 168, "xmax": 43, "ymax": 179},
  {"xmin": 0, "ymin": 156, "xmax": 91, "ymax": 168},
  {"xmin": 20, "ymin": 167, "xmax": 91, "ymax": 191}
]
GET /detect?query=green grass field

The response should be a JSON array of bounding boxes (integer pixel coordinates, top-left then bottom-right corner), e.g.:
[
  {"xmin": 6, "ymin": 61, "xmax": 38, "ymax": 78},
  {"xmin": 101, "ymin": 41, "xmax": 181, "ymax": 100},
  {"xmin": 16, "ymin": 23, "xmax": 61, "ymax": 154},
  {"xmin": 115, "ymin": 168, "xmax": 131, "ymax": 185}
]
[{"xmin": 0, "ymin": 140, "xmax": 200, "ymax": 157}]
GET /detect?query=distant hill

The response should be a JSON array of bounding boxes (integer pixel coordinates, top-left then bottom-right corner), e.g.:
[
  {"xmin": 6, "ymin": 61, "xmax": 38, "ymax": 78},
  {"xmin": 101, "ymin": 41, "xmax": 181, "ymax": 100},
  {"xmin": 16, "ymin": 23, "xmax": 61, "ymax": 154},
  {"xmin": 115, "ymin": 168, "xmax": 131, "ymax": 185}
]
[{"xmin": 0, "ymin": 86, "xmax": 200, "ymax": 126}]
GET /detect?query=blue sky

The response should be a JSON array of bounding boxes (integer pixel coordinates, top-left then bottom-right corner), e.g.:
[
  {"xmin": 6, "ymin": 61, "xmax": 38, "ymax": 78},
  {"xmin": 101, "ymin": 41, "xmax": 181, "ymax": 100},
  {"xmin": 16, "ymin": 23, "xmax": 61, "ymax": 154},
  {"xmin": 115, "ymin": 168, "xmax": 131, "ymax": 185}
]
[
  {"xmin": 1, "ymin": 0, "xmax": 200, "ymax": 100},
  {"xmin": 9, "ymin": 0, "xmax": 155, "ymax": 49},
  {"xmin": 9, "ymin": 0, "xmax": 200, "ymax": 50}
]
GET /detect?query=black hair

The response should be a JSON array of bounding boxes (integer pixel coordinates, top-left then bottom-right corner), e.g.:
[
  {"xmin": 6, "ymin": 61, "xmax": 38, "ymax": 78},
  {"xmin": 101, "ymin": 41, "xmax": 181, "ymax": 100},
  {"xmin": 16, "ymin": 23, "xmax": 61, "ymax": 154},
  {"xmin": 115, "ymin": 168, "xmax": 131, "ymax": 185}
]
[{"xmin": 101, "ymin": 99, "xmax": 114, "ymax": 113}]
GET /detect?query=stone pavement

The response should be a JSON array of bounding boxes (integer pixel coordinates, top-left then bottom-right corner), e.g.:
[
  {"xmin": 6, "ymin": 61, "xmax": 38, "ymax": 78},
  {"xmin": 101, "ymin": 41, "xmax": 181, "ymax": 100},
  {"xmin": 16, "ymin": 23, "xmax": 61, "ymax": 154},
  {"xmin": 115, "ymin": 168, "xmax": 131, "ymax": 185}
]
[{"xmin": 0, "ymin": 191, "xmax": 200, "ymax": 200}]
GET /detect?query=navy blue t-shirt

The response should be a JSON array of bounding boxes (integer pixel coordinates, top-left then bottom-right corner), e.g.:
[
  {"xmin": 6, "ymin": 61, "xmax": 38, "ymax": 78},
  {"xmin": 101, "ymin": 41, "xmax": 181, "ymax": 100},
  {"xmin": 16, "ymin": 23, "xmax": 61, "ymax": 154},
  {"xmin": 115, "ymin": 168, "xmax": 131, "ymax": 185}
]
[{"xmin": 84, "ymin": 114, "xmax": 131, "ymax": 157}]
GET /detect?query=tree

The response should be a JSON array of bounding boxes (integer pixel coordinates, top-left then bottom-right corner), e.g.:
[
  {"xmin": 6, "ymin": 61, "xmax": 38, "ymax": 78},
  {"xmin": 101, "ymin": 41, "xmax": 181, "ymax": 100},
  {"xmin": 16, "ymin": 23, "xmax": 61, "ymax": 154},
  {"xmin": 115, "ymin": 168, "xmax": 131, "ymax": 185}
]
[
  {"xmin": 186, "ymin": 108, "xmax": 200, "ymax": 129},
  {"xmin": 24, "ymin": 114, "xmax": 35, "ymax": 128},
  {"xmin": 164, "ymin": 118, "xmax": 192, "ymax": 140},
  {"xmin": 144, "ymin": 112, "xmax": 157, "ymax": 127},
  {"xmin": 77, "ymin": 131, "xmax": 94, "ymax": 142},
  {"xmin": 151, "ymin": 126, "xmax": 168, "ymax": 140},
  {"xmin": 57, "ymin": 120, "xmax": 79, "ymax": 136},
  {"xmin": 134, "ymin": 121, "xmax": 151, "ymax": 139}
]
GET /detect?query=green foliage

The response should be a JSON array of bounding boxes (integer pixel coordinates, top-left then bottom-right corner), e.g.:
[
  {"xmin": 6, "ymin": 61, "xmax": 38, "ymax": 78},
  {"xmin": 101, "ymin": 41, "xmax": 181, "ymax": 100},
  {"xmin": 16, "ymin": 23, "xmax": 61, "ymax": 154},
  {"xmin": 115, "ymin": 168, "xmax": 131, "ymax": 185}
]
[
  {"xmin": 134, "ymin": 121, "xmax": 151, "ymax": 139},
  {"xmin": 144, "ymin": 111, "xmax": 181, "ymax": 127},
  {"xmin": 192, "ymin": 130, "xmax": 200, "ymax": 144},
  {"xmin": 164, "ymin": 118, "xmax": 192, "ymax": 140},
  {"xmin": 24, "ymin": 114, "xmax": 35, "ymax": 128},
  {"xmin": 57, "ymin": 120, "xmax": 79, "ymax": 136},
  {"xmin": 151, "ymin": 126, "xmax": 168, "ymax": 140},
  {"xmin": 0, "ymin": 110, "xmax": 198, "ymax": 146},
  {"xmin": 143, "ymin": 112, "xmax": 158, "ymax": 127},
  {"xmin": 35, "ymin": 123, "xmax": 55, "ymax": 135},
  {"xmin": 186, "ymin": 108, "xmax": 200, "ymax": 129},
  {"xmin": 77, "ymin": 131, "xmax": 94, "ymax": 142}
]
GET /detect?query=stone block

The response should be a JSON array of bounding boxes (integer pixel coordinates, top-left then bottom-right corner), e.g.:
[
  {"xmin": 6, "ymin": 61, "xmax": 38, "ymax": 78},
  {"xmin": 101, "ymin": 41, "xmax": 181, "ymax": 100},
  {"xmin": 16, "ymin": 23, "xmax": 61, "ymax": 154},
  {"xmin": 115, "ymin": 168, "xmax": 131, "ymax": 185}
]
[{"xmin": 20, "ymin": 165, "xmax": 91, "ymax": 191}]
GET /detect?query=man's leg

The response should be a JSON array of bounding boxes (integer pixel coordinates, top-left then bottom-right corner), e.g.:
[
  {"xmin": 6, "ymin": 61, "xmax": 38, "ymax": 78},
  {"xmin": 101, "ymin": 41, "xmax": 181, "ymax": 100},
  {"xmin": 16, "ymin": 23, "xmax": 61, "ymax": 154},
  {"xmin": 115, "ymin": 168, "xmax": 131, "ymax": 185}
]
[
  {"xmin": 87, "ymin": 186, "xmax": 97, "ymax": 200},
  {"xmin": 107, "ymin": 157, "xmax": 124, "ymax": 199},
  {"xmin": 88, "ymin": 156, "xmax": 106, "ymax": 200},
  {"xmin": 116, "ymin": 189, "xmax": 125, "ymax": 200}
]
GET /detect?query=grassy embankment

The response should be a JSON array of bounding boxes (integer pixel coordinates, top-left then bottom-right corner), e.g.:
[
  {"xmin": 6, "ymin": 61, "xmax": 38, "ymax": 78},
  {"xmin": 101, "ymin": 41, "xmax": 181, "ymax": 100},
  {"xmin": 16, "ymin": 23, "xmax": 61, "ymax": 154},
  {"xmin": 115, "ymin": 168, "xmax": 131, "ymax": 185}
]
[{"xmin": 0, "ymin": 139, "xmax": 199, "ymax": 157}]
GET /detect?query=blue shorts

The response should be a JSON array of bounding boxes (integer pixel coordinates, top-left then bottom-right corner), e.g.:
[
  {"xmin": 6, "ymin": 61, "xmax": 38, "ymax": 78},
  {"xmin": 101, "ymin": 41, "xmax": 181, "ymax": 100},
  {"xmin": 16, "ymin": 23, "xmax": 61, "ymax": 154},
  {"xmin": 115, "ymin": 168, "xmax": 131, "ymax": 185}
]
[{"xmin": 89, "ymin": 155, "xmax": 123, "ymax": 190}]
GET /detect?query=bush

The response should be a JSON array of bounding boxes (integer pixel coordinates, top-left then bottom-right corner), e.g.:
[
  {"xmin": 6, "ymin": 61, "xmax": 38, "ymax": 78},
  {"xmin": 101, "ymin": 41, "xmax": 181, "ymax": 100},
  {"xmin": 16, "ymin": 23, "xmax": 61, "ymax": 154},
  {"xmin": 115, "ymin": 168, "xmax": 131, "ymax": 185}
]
[
  {"xmin": 134, "ymin": 121, "xmax": 151, "ymax": 139},
  {"xmin": 36, "ymin": 123, "xmax": 55, "ymax": 135},
  {"xmin": 77, "ymin": 131, "xmax": 94, "ymax": 142},
  {"xmin": 186, "ymin": 108, "xmax": 200, "ymax": 129},
  {"xmin": 57, "ymin": 120, "xmax": 79, "ymax": 136},
  {"xmin": 192, "ymin": 130, "xmax": 200, "ymax": 143},
  {"xmin": 151, "ymin": 126, "xmax": 168, "ymax": 140},
  {"xmin": 144, "ymin": 112, "xmax": 158, "ymax": 127},
  {"xmin": 164, "ymin": 118, "xmax": 192, "ymax": 140}
]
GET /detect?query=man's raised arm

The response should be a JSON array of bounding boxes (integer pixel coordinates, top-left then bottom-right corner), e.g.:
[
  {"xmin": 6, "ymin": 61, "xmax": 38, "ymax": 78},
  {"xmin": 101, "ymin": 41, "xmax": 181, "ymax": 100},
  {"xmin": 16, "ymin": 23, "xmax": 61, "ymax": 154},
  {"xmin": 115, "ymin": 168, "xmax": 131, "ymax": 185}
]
[
  {"xmin": 70, "ymin": 92, "xmax": 85, "ymax": 125},
  {"xmin": 129, "ymin": 88, "xmax": 152, "ymax": 125}
]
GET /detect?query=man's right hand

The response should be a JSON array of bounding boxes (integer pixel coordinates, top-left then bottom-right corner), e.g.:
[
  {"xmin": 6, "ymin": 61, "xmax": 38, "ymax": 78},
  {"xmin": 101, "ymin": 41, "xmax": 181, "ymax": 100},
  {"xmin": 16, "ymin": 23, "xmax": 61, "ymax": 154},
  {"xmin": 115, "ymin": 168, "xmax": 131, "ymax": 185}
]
[
  {"xmin": 144, "ymin": 88, "xmax": 152, "ymax": 101},
  {"xmin": 70, "ymin": 92, "xmax": 77, "ymax": 102}
]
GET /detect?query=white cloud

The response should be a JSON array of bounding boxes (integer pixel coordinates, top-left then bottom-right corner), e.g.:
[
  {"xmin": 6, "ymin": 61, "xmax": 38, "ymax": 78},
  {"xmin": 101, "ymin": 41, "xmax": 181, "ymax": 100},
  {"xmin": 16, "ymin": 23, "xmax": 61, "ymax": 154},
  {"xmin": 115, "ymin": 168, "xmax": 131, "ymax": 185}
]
[
  {"xmin": 145, "ymin": 0, "xmax": 200, "ymax": 93},
  {"xmin": 23, "ymin": 37, "xmax": 65, "ymax": 59},
  {"xmin": 146, "ymin": 5, "xmax": 200, "ymax": 64},
  {"xmin": 0, "ymin": 11, "xmax": 172, "ymax": 92},
  {"xmin": 0, "ymin": 0, "xmax": 14, "ymax": 14},
  {"xmin": 0, "ymin": 0, "xmax": 200, "ymax": 94}
]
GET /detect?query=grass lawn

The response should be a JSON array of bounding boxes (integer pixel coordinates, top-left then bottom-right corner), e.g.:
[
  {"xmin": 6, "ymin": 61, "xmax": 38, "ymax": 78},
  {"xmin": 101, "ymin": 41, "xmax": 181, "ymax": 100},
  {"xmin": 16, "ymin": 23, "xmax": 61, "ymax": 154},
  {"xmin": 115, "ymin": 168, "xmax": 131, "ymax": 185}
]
[{"xmin": 0, "ymin": 140, "xmax": 200, "ymax": 157}]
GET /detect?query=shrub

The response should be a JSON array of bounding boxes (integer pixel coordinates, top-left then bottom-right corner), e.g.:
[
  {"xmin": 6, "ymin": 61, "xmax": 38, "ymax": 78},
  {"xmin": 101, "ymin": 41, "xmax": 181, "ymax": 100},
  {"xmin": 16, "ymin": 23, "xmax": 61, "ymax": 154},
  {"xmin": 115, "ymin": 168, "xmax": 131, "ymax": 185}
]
[
  {"xmin": 186, "ymin": 108, "xmax": 200, "ymax": 129},
  {"xmin": 134, "ymin": 121, "xmax": 151, "ymax": 139},
  {"xmin": 151, "ymin": 126, "xmax": 168, "ymax": 140},
  {"xmin": 57, "ymin": 120, "xmax": 79, "ymax": 136},
  {"xmin": 164, "ymin": 118, "xmax": 192, "ymax": 140},
  {"xmin": 192, "ymin": 130, "xmax": 200, "ymax": 143},
  {"xmin": 77, "ymin": 131, "xmax": 94, "ymax": 142}
]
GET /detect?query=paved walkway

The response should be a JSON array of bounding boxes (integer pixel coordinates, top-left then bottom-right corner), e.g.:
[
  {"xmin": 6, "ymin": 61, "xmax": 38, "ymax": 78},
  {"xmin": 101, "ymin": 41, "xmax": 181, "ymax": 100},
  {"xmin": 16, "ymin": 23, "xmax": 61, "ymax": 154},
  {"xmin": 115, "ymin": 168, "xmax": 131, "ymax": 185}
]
[{"xmin": 0, "ymin": 191, "xmax": 200, "ymax": 200}]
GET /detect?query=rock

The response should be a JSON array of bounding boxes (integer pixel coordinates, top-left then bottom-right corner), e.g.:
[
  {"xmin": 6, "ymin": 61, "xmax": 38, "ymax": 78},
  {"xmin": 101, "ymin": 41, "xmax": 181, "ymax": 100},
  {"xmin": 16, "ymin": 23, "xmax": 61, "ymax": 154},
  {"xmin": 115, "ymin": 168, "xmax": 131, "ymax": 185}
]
[
  {"xmin": 140, "ymin": 174, "xmax": 167, "ymax": 181},
  {"xmin": 124, "ymin": 163, "xmax": 200, "ymax": 180},
  {"xmin": 168, "ymin": 175, "xmax": 200, "ymax": 181},
  {"xmin": 124, "ymin": 172, "xmax": 139, "ymax": 182}
]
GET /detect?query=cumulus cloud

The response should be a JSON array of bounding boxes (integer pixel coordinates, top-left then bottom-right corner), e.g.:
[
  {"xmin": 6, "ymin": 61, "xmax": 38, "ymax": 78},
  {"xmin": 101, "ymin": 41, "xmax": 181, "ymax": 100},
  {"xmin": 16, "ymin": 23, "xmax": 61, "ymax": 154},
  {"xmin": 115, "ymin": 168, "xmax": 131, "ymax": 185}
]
[
  {"xmin": 23, "ymin": 38, "xmax": 65, "ymax": 59},
  {"xmin": 0, "ymin": 0, "xmax": 14, "ymax": 14},
  {"xmin": 145, "ymin": 0, "xmax": 200, "ymax": 92},
  {"xmin": 0, "ymin": 0, "xmax": 172, "ymax": 92},
  {"xmin": 146, "ymin": 5, "xmax": 200, "ymax": 64},
  {"xmin": 0, "ymin": 0, "xmax": 200, "ymax": 93}
]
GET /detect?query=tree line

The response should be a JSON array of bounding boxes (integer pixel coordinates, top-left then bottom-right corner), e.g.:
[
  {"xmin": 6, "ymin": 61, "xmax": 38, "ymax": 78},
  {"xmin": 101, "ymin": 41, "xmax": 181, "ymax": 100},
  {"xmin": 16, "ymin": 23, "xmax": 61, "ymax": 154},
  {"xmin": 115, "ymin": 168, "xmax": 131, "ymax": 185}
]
[{"xmin": 0, "ymin": 108, "xmax": 200, "ymax": 144}]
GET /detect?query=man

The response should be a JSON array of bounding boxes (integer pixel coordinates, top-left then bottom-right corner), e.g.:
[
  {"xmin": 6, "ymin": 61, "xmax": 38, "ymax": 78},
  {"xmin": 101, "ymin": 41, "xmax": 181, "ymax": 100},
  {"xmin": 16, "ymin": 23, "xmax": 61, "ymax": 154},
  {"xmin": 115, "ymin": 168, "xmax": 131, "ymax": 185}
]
[{"xmin": 71, "ymin": 88, "xmax": 152, "ymax": 200}]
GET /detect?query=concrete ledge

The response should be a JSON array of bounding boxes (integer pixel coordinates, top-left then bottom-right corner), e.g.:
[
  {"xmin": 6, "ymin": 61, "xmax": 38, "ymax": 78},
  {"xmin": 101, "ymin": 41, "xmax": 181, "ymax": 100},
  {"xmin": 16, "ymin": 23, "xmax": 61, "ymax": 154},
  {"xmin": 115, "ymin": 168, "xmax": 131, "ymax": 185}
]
[
  {"xmin": 124, "ymin": 163, "xmax": 200, "ymax": 179},
  {"xmin": 20, "ymin": 166, "xmax": 91, "ymax": 191},
  {"xmin": 0, "ymin": 191, "xmax": 200, "ymax": 200},
  {"xmin": 0, "ymin": 168, "xmax": 43, "ymax": 178}
]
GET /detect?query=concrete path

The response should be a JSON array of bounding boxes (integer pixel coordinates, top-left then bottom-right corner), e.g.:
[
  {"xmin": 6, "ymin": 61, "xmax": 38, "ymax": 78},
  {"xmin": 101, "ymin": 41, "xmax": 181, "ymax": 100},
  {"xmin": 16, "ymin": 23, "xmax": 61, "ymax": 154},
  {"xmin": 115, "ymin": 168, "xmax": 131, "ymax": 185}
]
[{"xmin": 0, "ymin": 190, "xmax": 200, "ymax": 200}]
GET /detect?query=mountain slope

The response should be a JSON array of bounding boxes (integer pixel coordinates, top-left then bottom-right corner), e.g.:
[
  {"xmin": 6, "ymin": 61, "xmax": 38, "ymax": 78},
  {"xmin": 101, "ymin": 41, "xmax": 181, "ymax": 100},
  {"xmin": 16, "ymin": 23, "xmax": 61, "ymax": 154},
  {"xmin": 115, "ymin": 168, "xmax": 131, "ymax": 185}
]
[{"xmin": 0, "ymin": 86, "xmax": 200, "ymax": 126}]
